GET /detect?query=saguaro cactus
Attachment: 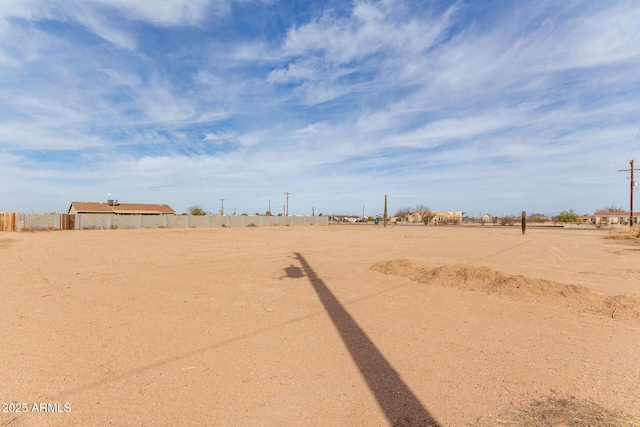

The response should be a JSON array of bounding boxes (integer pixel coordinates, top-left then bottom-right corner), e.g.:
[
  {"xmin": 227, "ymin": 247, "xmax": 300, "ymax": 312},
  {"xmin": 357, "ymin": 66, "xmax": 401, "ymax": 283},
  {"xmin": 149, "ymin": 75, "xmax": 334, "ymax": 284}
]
[
  {"xmin": 522, "ymin": 210, "xmax": 526, "ymax": 235},
  {"xmin": 384, "ymin": 195, "xmax": 388, "ymax": 227}
]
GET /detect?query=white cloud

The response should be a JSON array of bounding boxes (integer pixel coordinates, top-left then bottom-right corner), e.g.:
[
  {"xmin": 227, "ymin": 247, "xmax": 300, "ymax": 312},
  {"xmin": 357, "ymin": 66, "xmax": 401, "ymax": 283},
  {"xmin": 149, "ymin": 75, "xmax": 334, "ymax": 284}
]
[
  {"xmin": 89, "ymin": 0, "xmax": 216, "ymax": 25},
  {"xmin": 196, "ymin": 109, "xmax": 230, "ymax": 123},
  {"xmin": 267, "ymin": 58, "xmax": 320, "ymax": 84},
  {"xmin": 267, "ymin": 1, "xmax": 457, "ymax": 105},
  {"xmin": 407, "ymin": 2, "xmax": 640, "ymax": 102},
  {"xmin": 281, "ymin": 0, "xmax": 451, "ymax": 64},
  {"xmin": 0, "ymin": 123, "xmax": 106, "ymax": 150},
  {"xmin": 71, "ymin": 6, "xmax": 137, "ymax": 50},
  {"xmin": 1, "ymin": 0, "xmax": 639, "ymax": 215},
  {"xmin": 0, "ymin": 0, "xmax": 48, "ymax": 20},
  {"xmin": 236, "ymin": 130, "xmax": 265, "ymax": 146},
  {"xmin": 203, "ymin": 130, "xmax": 236, "ymax": 141},
  {"xmin": 528, "ymin": 2, "xmax": 640, "ymax": 72},
  {"xmin": 0, "ymin": 51, "xmax": 21, "ymax": 67}
]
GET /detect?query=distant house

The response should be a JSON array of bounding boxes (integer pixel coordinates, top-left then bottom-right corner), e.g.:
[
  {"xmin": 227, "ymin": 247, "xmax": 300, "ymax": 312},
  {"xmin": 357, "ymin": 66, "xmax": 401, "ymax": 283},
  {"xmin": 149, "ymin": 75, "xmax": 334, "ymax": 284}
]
[
  {"xmin": 407, "ymin": 211, "xmax": 463, "ymax": 224},
  {"xmin": 576, "ymin": 215, "xmax": 594, "ymax": 224},
  {"xmin": 594, "ymin": 211, "xmax": 639, "ymax": 226},
  {"xmin": 68, "ymin": 200, "xmax": 175, "ymax": 215}
]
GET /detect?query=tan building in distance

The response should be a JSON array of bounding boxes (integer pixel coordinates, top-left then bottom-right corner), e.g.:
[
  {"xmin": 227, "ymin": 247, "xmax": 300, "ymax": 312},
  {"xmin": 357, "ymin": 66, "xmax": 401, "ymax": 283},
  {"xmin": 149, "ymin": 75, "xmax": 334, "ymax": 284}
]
[
  {"xmin": 407, "ymin": 211, "xmax": 463, "ymax": 225},
  {"xmin": 593, "ymin": 211, "xmax": 639, "ymax": 226}
]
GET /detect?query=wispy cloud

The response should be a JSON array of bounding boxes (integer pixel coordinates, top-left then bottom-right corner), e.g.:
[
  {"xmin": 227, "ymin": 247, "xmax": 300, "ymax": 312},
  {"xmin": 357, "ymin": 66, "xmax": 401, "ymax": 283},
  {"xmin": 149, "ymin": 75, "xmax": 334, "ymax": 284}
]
[
  {"xmin": 91, "ymin": 0, "xmax": 215, "ymax": 25},
  {"xmin": 1, "ymin": 0, "xmax": 639, "ymax": 215}
]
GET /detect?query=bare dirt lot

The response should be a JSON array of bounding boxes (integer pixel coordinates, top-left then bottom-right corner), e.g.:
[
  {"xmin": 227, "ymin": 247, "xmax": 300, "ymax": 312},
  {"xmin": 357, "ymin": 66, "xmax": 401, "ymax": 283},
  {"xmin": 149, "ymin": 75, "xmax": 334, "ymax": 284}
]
[{"xmin": 1, "ymin": 225, "xmax": 639, "ymax": 426}]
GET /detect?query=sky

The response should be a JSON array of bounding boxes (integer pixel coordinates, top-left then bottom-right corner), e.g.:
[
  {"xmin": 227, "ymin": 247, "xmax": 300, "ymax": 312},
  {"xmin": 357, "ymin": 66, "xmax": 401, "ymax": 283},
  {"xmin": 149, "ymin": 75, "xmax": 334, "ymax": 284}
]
[{"xmin": 1, "ymin": 0, "xmax": 640, "ymax": 217}]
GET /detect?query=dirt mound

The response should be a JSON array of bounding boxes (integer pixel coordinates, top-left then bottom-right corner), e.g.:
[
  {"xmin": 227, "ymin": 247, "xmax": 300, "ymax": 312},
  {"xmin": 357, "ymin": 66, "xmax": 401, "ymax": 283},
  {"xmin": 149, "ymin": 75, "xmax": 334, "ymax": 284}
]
[
  {"xmin": 370, "ymin": 260, "xmax": 640, "ymax": 319},
  {"xmin": 605, "ymin": 226, "xmax": 640, "ymax": 245},
  {"xmin": 471, "ymin": 395, "xmax": 640, "ymax": 427}
]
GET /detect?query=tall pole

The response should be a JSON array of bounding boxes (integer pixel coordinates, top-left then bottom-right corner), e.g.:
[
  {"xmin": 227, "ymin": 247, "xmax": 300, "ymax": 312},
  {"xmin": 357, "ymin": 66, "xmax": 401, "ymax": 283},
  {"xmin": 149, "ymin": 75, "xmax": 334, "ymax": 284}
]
[
  {"xmin": 632, "ymin": 159, "xmax": 635, "ymax": 227},
  {"xmin": 219, "ymin": 198, "xmax": 225, "ymax": 216},
  {"xmin": 618, "ymin": 159, "xmax": 639, "ymax": 227},
  {"xmin": 268, "ymin": 200, "xmax": 271, "ymax": 214},
  {"xmin": 383, "ymin": 195, "xmax": 388, "ymax": 227},
  {"xmin": 284, "ymin": 192, "xmax": 291, "ymax": 216}
]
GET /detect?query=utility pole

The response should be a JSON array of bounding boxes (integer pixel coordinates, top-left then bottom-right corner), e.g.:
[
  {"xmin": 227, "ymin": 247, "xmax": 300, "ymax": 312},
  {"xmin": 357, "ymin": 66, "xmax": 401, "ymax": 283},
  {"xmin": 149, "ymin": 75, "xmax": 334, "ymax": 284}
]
[
  {"xmin": 284, "ymin": 192, "xmax": 291, "ymax": 216},
  {"xmin": 219, "ymin": 198, "xmax": 225, "ymax": 216},
  {"xmin": 618, "ymin": 159, "xmax": 639, "ymax": 227}
]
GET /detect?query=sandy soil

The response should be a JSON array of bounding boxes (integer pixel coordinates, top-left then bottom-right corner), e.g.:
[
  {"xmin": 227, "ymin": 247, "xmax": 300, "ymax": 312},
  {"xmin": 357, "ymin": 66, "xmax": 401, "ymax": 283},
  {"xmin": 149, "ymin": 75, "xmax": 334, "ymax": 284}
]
[{"xmin": 1, "ymin": 225, "xmax": 639, "ymax": 426}]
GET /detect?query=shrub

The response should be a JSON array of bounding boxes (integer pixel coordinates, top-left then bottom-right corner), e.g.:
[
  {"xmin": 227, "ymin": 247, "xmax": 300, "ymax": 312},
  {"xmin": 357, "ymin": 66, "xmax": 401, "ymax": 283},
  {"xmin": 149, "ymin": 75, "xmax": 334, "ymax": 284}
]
[{"xmin": 187, "ymin": 205, "xmax": 206, "ymax": 215}]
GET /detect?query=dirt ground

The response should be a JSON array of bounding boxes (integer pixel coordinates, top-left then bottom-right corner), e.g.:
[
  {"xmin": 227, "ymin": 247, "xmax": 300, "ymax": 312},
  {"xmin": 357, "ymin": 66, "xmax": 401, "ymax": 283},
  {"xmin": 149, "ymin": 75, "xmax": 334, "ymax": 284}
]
[{"xmin": 1, "ymin": 224, "xmax": 639, "ymax": 426}]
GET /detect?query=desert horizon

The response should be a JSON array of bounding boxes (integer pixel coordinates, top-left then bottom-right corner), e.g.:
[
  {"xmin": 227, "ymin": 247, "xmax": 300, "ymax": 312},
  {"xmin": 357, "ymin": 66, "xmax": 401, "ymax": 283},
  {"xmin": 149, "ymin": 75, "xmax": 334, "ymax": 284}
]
[{"xmin": 1, "ymin": 225, "xmax": 639, "ymax": 426}]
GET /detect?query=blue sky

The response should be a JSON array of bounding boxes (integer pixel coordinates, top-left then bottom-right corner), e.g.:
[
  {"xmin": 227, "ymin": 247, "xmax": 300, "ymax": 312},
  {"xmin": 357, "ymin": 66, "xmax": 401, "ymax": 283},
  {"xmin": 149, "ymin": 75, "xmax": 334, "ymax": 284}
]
[{"xmin": 1, "ymin": 0, "xmax": 639, "ymax": 216}]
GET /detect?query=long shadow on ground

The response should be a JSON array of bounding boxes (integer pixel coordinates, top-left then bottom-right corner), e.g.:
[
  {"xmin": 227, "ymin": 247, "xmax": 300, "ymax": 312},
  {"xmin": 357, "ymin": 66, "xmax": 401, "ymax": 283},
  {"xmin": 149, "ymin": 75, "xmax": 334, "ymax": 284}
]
[{"xmin": 291, "ymin": 252, "xmax": 441, "ymax": 427}]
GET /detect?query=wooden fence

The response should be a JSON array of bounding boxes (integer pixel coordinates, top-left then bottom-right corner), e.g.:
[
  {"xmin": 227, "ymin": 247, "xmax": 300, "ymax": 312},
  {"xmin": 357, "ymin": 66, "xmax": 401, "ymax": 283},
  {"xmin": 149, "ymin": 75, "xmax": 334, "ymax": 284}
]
[
  {"xmin": 60, "ymin": 214, "xmax": 75, "ymax": 230},
  {"xmin": 0, "ymin": 212, "xmax": 18, "ymax": 231}
]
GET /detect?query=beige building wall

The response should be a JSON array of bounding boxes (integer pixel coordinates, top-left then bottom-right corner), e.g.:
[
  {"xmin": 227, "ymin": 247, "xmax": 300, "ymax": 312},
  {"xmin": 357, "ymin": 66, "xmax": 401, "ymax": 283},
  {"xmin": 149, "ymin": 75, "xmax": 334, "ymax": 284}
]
[{"xmin": 407, "ymin": 211, "xmax": 463, "ymax": 224}]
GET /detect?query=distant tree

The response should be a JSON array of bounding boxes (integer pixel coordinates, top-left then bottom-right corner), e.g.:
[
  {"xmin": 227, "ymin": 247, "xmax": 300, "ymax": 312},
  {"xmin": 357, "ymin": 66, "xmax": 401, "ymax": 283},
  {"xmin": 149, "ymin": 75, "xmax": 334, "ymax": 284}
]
[
  {"xmin": 241, "ymin": 212, "xmax": 248, "ymax": 216},
  {"xmin": 557, "ymin": 209, "xmax": 579, "ymax": 223},
  {"xmin": 415, "ymin": 204, "xmax": 432, "ymax": 224},
  {"xmin": 498, "ymin": 216, "xmax": 517, "ymax": 226},
  {"xmin": 394, "ymin": 207, "xmax": 412, "ymax": 221},
  {"xmin": 599, "ymin": 204, "xmax": 625, "ymax": 212},
  {"xmin": 527, "ymin": 213, "xmax": 548, "ymax": 223},
  {"xmin": 266, "ymin": 210, "xmax": 272, "ymax": 216},
  {"xmin": 187, "ymin": 205, "xmax": 206, "ymax": 215}
]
